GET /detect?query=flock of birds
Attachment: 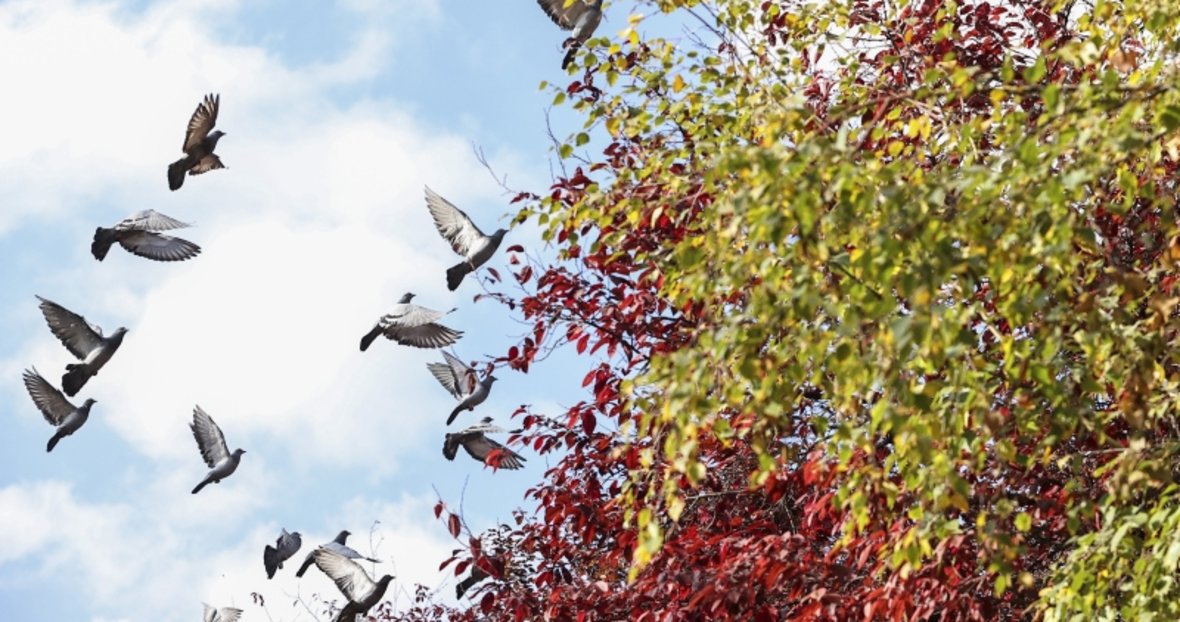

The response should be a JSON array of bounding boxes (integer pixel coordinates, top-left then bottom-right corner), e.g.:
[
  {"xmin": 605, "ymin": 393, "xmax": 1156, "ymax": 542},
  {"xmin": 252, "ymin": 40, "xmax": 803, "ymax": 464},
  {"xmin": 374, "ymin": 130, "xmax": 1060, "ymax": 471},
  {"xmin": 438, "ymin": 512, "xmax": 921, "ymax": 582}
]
[{"xmin": 19, "ymin": 2, "xmax": 608, "ymax": 620}]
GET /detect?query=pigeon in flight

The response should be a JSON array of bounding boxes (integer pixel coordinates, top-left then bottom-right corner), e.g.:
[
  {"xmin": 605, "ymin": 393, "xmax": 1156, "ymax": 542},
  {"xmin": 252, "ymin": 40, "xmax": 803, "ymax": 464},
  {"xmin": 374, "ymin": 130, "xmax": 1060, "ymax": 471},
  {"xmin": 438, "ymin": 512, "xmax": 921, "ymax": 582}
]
[
  {"xmin": 311, "ymin": 548, "xmax": 395, "ymax": 622},
  {"xmin": 202, "ymin": 603, "xmax": 243, "ymax": 622},
  {"xmin": 37, "ymin": 296, "xmax": 127, "ymax": 397},
  {"xmin": 444, "ymin": 417, "xmax": 526, "ymax": 470},
  {"xmin": 456, "ymin": 563, "xmax": 490, "ymax": 599},
  {"xmin": 91, "ymin": 210, "xmax": 201, "ymax": 262},
  {"xmin": 295, "ymin": 530, "xmax": 379, "ymax": 578},
  {"xmin": 359, "ymin": 293, "xmax": 463, "ymax": 351},
  {"xmin": 264, "ymin": 529, "xmax": 303, "ymax": 579},
  {"xmin": 22, "ymin": 368, "xmax": 96, "ymax": 452},
  {"xmin": 537, "ymin": 0, "xmax": 605, "ymax": 69},
  {"xmin": 190, "ymin": 406, "xmax": 246, "ymax": 494},
  {"xmin": 427, "ymin": 351, "xmax": 497, "ymax": 425},
  {"xmin": 424, "ymin": 187, "xmax": 508, "ymax": 291},
  {"xmin": 168, "ymin": 93, "xmax": 227, "ymax": 191}
]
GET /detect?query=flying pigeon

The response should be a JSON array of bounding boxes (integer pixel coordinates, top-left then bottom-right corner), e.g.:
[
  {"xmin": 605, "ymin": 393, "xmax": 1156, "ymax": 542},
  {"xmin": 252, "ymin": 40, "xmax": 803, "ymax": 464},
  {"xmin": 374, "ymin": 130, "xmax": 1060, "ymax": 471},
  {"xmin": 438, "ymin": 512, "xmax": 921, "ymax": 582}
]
[
  {"xmin": 202, "ymin": 603, "xmax": 242, "ymax": 622},
  {"xmin": 312, "ymin": 548, "xmax": 395, "ymax": 622},
  {"xmin": 424, "ymin": 187, "xmax": 508, "ymax": 291},
  {"xmin": 295, "ymin": 530, "xmax": 379, "ymax": 578},
  {"xmin": 427, "ymin": 351, "xmax": 497, "ymax": 425},
  {"xmin": 444, "ymin": 417, "xmax": 526, "ymax": 470},
  {"xmin": 37, "ymin": 296, "xmax": 127, "ymax": 397},
  {"xmin": 22, "ymin": 368, "xmax": 96, "ymax": 452},
  {"xmin": 264, "ymin": 529, "xmax": 303, "ymax": 579},
  {"xmin": 91, "ymin": 209, "xmax": 201, "ymax": 262},
  {"xmin": 168, "ymin": 93, "xmax": 227, "ymax": 191},
  {"xmin": 537, "ymin": 0, "xmax": 605, "ymax": 69},
  {"xmin": 359, "ymin": 293, "xmax": 463, "ymax": 351},
  {"xmin": 190, "ymin": 406, "xmax": 246, "ymax": 494}
]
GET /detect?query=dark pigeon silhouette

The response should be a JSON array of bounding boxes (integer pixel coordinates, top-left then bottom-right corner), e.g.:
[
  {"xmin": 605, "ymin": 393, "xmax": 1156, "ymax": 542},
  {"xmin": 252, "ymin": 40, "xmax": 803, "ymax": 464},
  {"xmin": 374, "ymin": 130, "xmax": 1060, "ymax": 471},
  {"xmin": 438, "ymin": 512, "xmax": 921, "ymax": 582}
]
[{"xmin": 264, "ymin": 529, "xmax": 303, "ymax": 579}]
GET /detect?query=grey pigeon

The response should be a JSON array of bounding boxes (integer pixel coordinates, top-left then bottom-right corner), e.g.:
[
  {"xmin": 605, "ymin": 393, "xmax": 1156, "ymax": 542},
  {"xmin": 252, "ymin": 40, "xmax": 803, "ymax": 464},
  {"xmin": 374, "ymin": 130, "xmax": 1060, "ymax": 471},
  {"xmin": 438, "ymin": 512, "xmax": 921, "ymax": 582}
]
[
  {"xmin": 537, "ymin": 0, "xmax": 605, "ymax": 69},
  {"xmin": 168, "ymin": 93, "xmax": 227, "ymax": 191},
  {"xmin": 295, "ymin": 530, "xmax": 379, "ymax": 578},
  {"xmin": 359, "ymin": 293, "xmax": 462, "ymax": 351},
  {"xmin": 264, "ymin": 528, "xmax": 303, "ymax": 579},
  {"xmin": 444, "ymin": 417, "xmax": 526, "ymax": 470},
  {"xmin": 92, "ymin": 209, "xmax": 201, "ymax": 262},
  {"xmin": 312, "ymin": 548, "xmax": 394, "ymax": 622},
  {"xmin": 202, "ymin": 603, "xmax": 243, "ymax": 622},
  {"xmin": 190, "ymin": 406, "xmax": 246, "ymax": 494},
  {"xmin": 427, "ymin": 351, "xmax": 497, "ymax": 425},
  {"xmin": 22, "ymin": 368, "xmax": 96, "ymax": 452},
  {"xmin": 37, "ymin": 296, "xmax": 127, "ymax": 397},
  {"xmin": 424, "ymin": 187, "xmax": 508, "ymax": 291}
]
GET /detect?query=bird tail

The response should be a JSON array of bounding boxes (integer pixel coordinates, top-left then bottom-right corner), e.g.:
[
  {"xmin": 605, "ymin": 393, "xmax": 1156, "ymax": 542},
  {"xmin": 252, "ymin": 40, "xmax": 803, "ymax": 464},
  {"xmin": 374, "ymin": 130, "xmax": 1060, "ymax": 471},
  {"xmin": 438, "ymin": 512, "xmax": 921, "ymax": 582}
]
[
  {"xmin": 91, "ymin": 227, "xmax": 116, "ymax": 261},
  {"xmin": 264, "ymin": 546, "xmax": 279, "ymax": 579},
  {"xmin": 191, "ymin": 478, "xmax": 209, "ymax": 495},
  {"xmin": 446, "ymin": 405, "xmax": 466, "ymax": 426},
  {"xmin": 295, "ymin": 556, "xmax": 314, "ymax": 578},
  {"xmin": 562, "ymin": 43, "xmax": 581, "ymax": 70},
  {"xmin": 47, "ymin": 431, "xmax": 64, "ymax": 452},
  {"xmin": 168, "ymin": 158, "xmax": 189, "ymax": 191},
  {"xmin": 446, "ymin": 263, "xmax": 470, "ymax": 291},
  {"xmin": 456, "ymin": 575, "xmax": 478, "ymax": 599},
  {"xmin": 359, "ymin": 325, "xmax": 382, "ymax": 352},
  {"xmin": 62, "ymin": 365, "xmax": 89, "ymax": 397}
]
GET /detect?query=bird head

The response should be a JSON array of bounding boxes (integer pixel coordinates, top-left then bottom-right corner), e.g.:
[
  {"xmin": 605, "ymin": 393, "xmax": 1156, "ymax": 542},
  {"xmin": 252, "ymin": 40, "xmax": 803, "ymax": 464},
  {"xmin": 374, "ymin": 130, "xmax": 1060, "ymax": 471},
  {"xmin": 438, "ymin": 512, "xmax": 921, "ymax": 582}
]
[
  {"xmin": 399, "ymin": 292, "xmax": 416, "ymax": 303},
  {"xmin": 209, "ymin": 130, "xmax": 227, "ymax": 145},
  {"xmin": 488, "ymin": 375, "xmax": 498, "ymax": 383},
  {"xmin": 113, "ymin": 327, "xmax": 129, "ymax": 336},
  {"xmin": 492, "ymin": 228, "xmax": 509, "ymax": 241},
  {"xmin": 83, "ymin": 398, "xmax": 97, "ymax": 408},
  {"xmin": 232, "ymin": 448, "xmax": 247, "ymax": 457}
]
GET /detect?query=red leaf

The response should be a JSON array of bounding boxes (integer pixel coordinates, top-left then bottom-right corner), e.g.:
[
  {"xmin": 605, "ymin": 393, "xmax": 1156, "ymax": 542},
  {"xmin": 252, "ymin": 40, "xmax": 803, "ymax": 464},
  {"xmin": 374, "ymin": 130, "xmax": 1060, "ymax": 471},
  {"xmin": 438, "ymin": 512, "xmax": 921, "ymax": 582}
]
[
  {"xmin": 480, "ymin": 592, "xmax": 496, "ymax": 613},
  {"xmin": 576, "ymin": 333, "xmax": 590, "ymax": 354},
  {"xmin": 506, "ymin": 244, "xmax": 524, "ymax": 253},
  {"xmin": 448, "ymin": 513, "xmax": 461, "ymax": 538},
  {"xmin": 487, "ymin": 267, "xmax": 501, "ymax": 282},
  {"xmin": 581, "ymin": 411, "xmax": 597, "ymax": 435},
  {"xmin": 433, "ymin": 501, "xmax": 444, "ymax": 519}
]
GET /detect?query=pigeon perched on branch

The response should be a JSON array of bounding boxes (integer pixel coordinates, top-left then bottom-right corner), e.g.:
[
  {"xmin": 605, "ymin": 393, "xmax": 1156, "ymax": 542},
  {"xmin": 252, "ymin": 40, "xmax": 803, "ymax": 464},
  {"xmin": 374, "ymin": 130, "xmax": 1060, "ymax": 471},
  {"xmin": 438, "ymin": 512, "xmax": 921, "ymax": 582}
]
[
  {"xmin": 36, "ymin": 296, "xmax": 127, "ymax": 396},
  {"xmin": 537, "ymin": 0, "xmax": 605, "ymax": 69},
  {"xmin": 91, "ymin": 210, "xmax": 201, "ymax": 262},
  {"xmin": 190, "ymin": 406, "xmax": 245, "ymax": 494},
  {"xmin": 424, "ymin": 187, "xmax": 508, "ymax": 291},
  {"xmin": 444, "ymin": 418, "xmax": 526, "ymax": 470},
  {"xmin": 311, "ymin": 548, "xmax": 394, "ymax": 622},
  {"xmin": 264, "ymin": 529, "xmax": 303, "ymax": 579},
  {"xmin": 427, "ymin": 351, "xmax": 497, "ymax": 425},
  {"xmin": 295, "ymin": 530, "xmax": 379, "ymax": 578},
  {"xmin": 168, "ymin": 93, "xmax": 227, "ymax": 191},
  {"xmin": 22, "ymin": 368, "xmax": 96, "ymax": 452},
  {"xmin": 359, "ymin": 293, "xmax": 462, "ymax": 351}
]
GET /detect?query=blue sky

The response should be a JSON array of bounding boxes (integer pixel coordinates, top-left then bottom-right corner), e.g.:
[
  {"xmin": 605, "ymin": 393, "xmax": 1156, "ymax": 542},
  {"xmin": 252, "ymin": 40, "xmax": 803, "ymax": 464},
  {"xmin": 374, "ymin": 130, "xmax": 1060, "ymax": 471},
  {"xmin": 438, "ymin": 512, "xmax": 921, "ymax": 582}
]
[{"xmin": 0, "ymin": 1, "xmax": 648, "ymax": 620}]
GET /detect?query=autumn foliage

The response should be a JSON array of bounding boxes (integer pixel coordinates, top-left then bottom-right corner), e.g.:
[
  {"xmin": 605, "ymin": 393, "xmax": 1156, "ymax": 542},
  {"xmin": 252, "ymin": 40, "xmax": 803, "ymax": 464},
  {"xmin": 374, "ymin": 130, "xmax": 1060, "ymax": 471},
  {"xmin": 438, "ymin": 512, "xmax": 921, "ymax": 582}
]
[{"xmin": 382, "ymin": 0, "xmax": 1180, "ymax": 620}]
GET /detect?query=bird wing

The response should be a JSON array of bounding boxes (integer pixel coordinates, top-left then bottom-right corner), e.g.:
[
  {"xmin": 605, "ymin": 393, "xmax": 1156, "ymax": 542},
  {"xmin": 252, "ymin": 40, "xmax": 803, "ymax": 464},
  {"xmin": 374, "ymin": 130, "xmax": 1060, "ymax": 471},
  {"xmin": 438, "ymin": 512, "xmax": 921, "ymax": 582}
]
[
  {"xmin": 212, "ymin": 607, "xmax": 243, "ymax": 622},
  {"xmin": 427, "ymin": 351, "xmax": 473, "ymax": 398},
  {"xmin": 190, "ymin": 405, "xmax": 230, "ymax": 467},
  {"xmin": 37, "ymin": 296, "xmax": 105, "ymax": 359},
  {"xmin": 22, "ymin": 368, "xmax": 75, "ymax": 425},
  {"xmin": 190, "ymin": 153, "xmax": 226, "ymax": 175},
  {"xmin": 383, "ymin": 322, "xmax": 462, "ymax": 349},
  {"xmin": 117, "ymin": 231, "xmax": 202, "ymax": 262},
  {"xmin": 462, "ymin": 434, "xmax": 526, "ymax": 470},
  {"xmin": 424, "ymin": 186, "xmax": 486, "ymax": 258},
  {"xmin": 183, "ymin": 93, "xmax": 219, "ymax": 153},
  {"xmin": 382, "ymin": 304, "xmax": 448, "ymax": 327},
  {"xmin": 313, "ymin": 547, "xmax": 378, "ymax": 602},
  {"xmin": 117, "ymin": 209, "xmax": 192, "ymax": 232},
  {"xmin": 537, "ymin": 0, "xmax": 593, "ymax": 29}
]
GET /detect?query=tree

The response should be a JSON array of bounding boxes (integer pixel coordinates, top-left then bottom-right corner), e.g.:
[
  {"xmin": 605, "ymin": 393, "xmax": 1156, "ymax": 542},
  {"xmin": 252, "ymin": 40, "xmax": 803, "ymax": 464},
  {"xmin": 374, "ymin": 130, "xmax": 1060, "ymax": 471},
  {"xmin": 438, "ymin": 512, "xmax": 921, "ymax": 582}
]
[{"xmin": 385, "ymin": 0, "xmax": 1180, "ymax": 619}]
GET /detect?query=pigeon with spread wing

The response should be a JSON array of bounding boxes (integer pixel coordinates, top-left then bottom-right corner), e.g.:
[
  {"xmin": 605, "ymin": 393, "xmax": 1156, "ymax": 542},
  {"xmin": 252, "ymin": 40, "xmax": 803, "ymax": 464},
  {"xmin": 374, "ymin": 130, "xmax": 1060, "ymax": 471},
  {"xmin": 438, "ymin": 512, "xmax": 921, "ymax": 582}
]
[
  {"xmin": 264, "ymin": 529, "xmax": 303, "ymax": 579},
  {"xmin": 444, "ymin": 417, "xmax": 526, "ymax": 470},
  {"xmin": 424, "ymin": 187, "xmax": 508, "ymax": 291},
  {"xmin": 91, "ymin": 209, "xmax": 201, "ymax": 262},
  {"xmin": 190, "ymin": 406, "xmax": 246, "ymax": 494},
  {"xmin": 427, "ymin": 351, "xmax": 497, "ymax": 425},
  {"xmin": 359, "ymin": 293, "xmax": 462, "ymax": 351},
  {"xmin": 22, "ymin": 368, "xmax": 96, "ymax": 452},
  {"xmin": 295, "ymin": 530, "xmax": 379, "ymax": 578},
  {"xmin": 312, "ymin": 548, "xmax": 394, "ymax": 622},
  {"xmin": 537, "ymin": 0, "xmax": 605, "ymax": 69},
  {"xmin": 37, "ymin": 296, "xmax": 127, "ymax": 397},
  {"xmin": 168, "ymin": 93, "xmax": 227, "ymax": 191}
]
